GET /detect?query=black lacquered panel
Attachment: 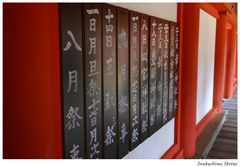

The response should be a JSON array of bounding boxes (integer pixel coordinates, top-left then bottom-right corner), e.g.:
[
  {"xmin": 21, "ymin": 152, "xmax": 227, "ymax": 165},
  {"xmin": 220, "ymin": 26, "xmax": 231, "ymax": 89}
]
[
  {"xmin": 139, "ymin": 14, "xmax": 149, "ymax": 142},
  {"xmin": 168, "ymin": 22, "xmax": 176, "ymax": 121},
  {"xmin": 173, "ymin": 24, "xmax": 180, "ymax": 116},
  {"xmin": 148, "ymin": 16, "xmax": 158, "ymax": 136},
  {"xmin": 117, "ymin": 7, "xmax": 130, "ymax": 158},
  {"xmin": 102, "ymin": 4, "xmax": 117, "ymax": 159},
  {"xmin": 60, "ymin": 3, "xmax": 85, "ymax": 159},
  {"xmin": 129, "ymin": 11, "xmax": 140, "ymax": 150},
  {"xmin": 83, "ymin": 4, "xmax": 102, "ymax": 159},
  {"xmin": 162, "ymin": 21, "xmax": 170, "ymax": 126},
  {"xmin": 155, "ymin": 19, "xmax": 164, "ymax": 130}
]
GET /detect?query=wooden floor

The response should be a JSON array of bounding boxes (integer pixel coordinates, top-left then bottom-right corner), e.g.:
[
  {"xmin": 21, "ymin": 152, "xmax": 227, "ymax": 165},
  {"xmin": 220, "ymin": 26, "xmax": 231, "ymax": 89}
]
[{"xmin": 206, "ymin": 90, "xmax": 238, "ymax": 159}]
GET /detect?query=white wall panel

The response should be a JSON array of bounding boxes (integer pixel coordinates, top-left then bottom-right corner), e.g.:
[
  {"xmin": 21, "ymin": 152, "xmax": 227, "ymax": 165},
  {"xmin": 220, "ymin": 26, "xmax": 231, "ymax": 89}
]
[{"xmin": 196, "ymin": 9, "xmax": 216, "ymax": 124}]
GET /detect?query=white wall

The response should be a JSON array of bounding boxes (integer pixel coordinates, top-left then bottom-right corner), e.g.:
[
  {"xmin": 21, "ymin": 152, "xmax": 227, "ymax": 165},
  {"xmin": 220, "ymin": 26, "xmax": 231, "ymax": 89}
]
[
  {"xmin": 196, "ymin": 9, "xmax": 216, "ymax": 124},
  {"xmin": 111, "ymin": 3, "xmax": 177, "ymax": 22},
  {"xmin": 110, "ymin": 3, "xmax": 177, "ymax": 159},
  {"xmin": 123, "ymin": 119, "xmax": 175, "ymax": 159}
]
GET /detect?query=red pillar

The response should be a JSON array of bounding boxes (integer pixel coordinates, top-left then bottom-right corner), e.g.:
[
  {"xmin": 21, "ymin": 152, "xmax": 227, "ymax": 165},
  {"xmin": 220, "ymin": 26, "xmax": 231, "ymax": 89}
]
[
  {"xmin": 3, "ymin": 3, "xmax": 62, "ymax": 158},
  {"xmin": 181, "ymin": 4, "xmax": 200, "ymax": 158},
  {"xmin": 213, "ymin": 15, "xmax": 228, "ymax": 111},
  {"xmin": 224, "ymin": 26, "xmax": 237, "ymax": 98}
]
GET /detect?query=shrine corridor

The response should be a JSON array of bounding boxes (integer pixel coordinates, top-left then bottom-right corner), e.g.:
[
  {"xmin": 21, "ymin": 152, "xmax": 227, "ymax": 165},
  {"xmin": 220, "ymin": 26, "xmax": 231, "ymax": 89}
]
[{"xmin": 207, "ymin": 90, "xmax": 238, "ymax": 159}]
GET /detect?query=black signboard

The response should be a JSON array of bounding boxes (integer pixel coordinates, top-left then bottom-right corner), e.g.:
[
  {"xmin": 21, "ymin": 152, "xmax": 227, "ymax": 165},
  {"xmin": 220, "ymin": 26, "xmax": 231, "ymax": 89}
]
[
  {"xmin": 59, "ymin": 3, "xmax": 179, "ymax": 159},
  {"xmin": 117, "ymin": 7, "xmax": 129, "ymax": 158},
  {"xmin": 102, "ymin": 4, "xmax": 117, "ymax": 159},
  {"xmin": 148, "ymin": 16, "xmax": 158, "ymax": 136},
  {"xmin": 140, "ymin": 14, "xmax": 149, "ymax": 142},
  {"xmin": 129, "ymin": 11, "xmax": 140, "ymax": 150},
  {"xmin": 162, "ymin": 21, "xmax": 170, "ymax": 126},
  {"xmin": 60, "ymin": 3, "xmax": 85, "ymax": 159},
  {"xmin": 155, "ymin": 19, "xmax": 164, "ymax": 130},
  {"xmin": 168, "ymin": 22, "xmax": 176, "ymax": 120},
  {"xmin": 174, "ymin": 24, "xmax": 180, "ymax": 116},
  {"xmin": 83, "ymin": 4, "xmax": 102, "ymax": 159}
]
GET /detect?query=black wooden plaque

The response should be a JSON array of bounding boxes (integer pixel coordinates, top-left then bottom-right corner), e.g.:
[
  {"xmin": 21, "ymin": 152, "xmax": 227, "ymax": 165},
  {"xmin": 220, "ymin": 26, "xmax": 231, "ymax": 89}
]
[
  {"xmin": 117, "ymin": 7, "xmax": 129, "ymax": 158},
  {"xmin": 168, "ymin": 22, "xmax": 176, "ymax": 121},
  {"xmin": 155, "ymin": 18, "xmax": 164, "ymax": 130},
  {"xmin": 162, "ymin": 21, "xmax": 170, "ymax": 126},
  {"xmin": 148, "ymin": 16, "xmax": 158, "ymax": 136},
  {"xmin": 129, "ymin": 11, "xmax": 140, "ymax": 150},
  {"xmin": 102, "ymin": 4, "xmax": 117, "ymax": 159},
  {"xmin": 60, "ymin": 3, "xmax": 85, "ymax": 159},
  {"xmin": 83, "ymin": 4, "xmax": 102, "ymax": 159},
  {"xmin": 140, "ymin": 14, "xmax": 149, "ymax": 142},
  {"xmin": 173, "ymin": 24, "xmax": 180, "ymax": 116}
]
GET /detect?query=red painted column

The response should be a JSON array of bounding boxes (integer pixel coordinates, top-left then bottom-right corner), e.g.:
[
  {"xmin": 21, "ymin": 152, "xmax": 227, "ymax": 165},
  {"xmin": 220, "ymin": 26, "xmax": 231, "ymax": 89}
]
[
  {"xmin": 213, "ymin": 15, "xmax": 228, "ymax": 112},
  {"xmin": 224, "ymin": 26, "xmax": 237, "ymax": 98},
  {"xmin": 3, "ymin": 3, "xmax": 62, "ymax": 158},
  {"xmin": 181, "ymin": 4, "xmax": 200, "ymax": 158}
]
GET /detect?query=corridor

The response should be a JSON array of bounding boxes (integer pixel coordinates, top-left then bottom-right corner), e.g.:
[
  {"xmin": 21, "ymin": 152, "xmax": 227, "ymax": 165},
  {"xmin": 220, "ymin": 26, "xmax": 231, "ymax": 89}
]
[{"xmin": 207, "ymin": 90, "xmax": 238, "ymax": 159}]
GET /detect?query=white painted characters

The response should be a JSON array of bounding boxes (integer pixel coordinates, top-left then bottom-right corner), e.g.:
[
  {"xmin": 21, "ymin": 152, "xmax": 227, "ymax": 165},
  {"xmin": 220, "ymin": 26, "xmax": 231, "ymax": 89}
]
[
  {"xmin": 120, "ymin": 122, "xmax": 128, "ymax": 143},
  {"xmin": 67, "ymin": 70, "xmax": 78, "ymax": 93},
  {"xmin": 63, "ymin": 30, "xmax": 82, "ymax": 52},
  {"xmin": 104, "ymin": 122, "xmax": 116, "ymax": 146},
  {"xmin": 66, "ymin": 106, "xmax": 82, "ymax": 130},
  {"xmin": 70, "ymin": 144, "xmax": 81, "ymax": 159}
]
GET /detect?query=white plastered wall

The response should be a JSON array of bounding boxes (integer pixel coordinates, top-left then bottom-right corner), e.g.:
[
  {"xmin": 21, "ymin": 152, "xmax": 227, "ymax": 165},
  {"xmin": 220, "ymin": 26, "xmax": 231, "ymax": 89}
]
[
  {"xmin": 110, "ymin": 3, "xmax": 177, "ymax": 159},
  {"xmin": 196, "ymin": 9, "xmax": 217, "ymax": 124}
]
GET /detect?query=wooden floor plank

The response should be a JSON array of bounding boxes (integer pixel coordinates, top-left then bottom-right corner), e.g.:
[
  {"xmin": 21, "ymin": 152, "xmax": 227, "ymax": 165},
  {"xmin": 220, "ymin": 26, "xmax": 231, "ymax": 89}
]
[
  {"xmin": 221, "ymin": 126, "xmax": 237, "ymax": 133},
  {"xmin": 223, "ymin": 122, "xmax": 237, "ymax": 128},
  {"xmin": 211, "ymin": 144, "xmax": 237, "ymax": 154},
  {"xmin": 206, "ymin": 89, "xmax": 238, "ymax": 159},
  {"xmin": 214, "ymin": 138, "xmax": 237, "ymax": 146},
  {"xmin": 207, "ymin": 150, "xmax": 237, "ymax": 159},
  {"xmin": 218, "ymin": 131, "xmax": 237, "ymax": 140}
]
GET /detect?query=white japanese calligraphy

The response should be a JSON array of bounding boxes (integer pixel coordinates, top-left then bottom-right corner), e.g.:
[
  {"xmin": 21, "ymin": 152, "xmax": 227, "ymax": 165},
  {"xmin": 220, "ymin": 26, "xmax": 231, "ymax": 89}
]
[
  {"xmin": 104, "ymin": 123, "xmax": 116, "ymax": 146},
  {"xmin": 90, "ymin": 18, "xmax": 96, "ymax": 32},
  {"xmin": 141, "ymin": 66, "xmax": 148, "ymax": 81},
  {"xmin": 106, "ymin": 53, "xmax": 114, "ymax": 75},
  {"xmin": 142, "ymin": 19, "xmax": 148, "ymax": 31},
  {"xmin": 63, "ymin": 30, "xmax": 82, "ymax": 52},
  {"xmin": 120, "ymin": 122, "xmax": 128, "ymax": 143},
  {"xmin": 131, "ymin": 16, "xmax": 139, "ymax": 21},
  {"xmin": 141, "ymin": 118, "xmax": 148, "ymax": 133},
  {"xmin": 105, "ymin": 24, "xmax": 113, "ymax": 33},
  {"xmin": 105, "ymin": 9, "xmax": 114, "ymax": 24},
  {"xmin": 87, "ymin": 78, "xmax": 99, "ymax": 97},
  {"xmin": 66, "ymin": 106, "xmax": 82, "ymax": 130},
  {"xmin": 70, "ymin": 144, "xmax": 80, "ymax": 159},
  {"xmin": 141, "ymin": 86, "xmax": 148, "ymax": 99},
  {"xmin": 118, "ymin": 28, "xmax": 128, "ymax": 48},
  {"xmin": 86, "ymin": 9, "xmax": 99, "ymax": 15},
  {"xmin": 120, "ymin": 64, "xmax": 127, "ymax": 81},
  {"xmin": 142, "ymin": 34, "xmax": 147, "ymax": 45},
  {"xmin": 133, "ymin": 22, "xmax": 138, "ymax": 33},
  {"xmin": 89, "ymin": 127, "xmax": 97, "ymax": 146},
  {"xmin": 150, "ymin": 114, "xmax": 155, "ymax": 126},
  {"xmin": 131, "ymin": 128, "xmax": 138, "ymax": 143},
  {"xmin": 152, "ymin": 20, "xmax": 157, "ymax": 38},
  {"xmin": 89, "ymin": 60, "xmax": 99, "ymax": 77},
  {"xmin": 132, "ymin": 115, "xmax": 138, "ymax": 127},
  {"xmin": 104, "ymin": 92, "xmax": 115, "ymax": 111},
  {"xmin": 67, "ymin": 70, "xmax": 78, "ymax": 93},
  {"xmin": 119, "ymin": 95, "xmax": 128, "ymax": 113},
  {"xmin": 90, "ymin": 142, "xmax": 100, "ymax": 158},
  {"xmin": 106, "ymin": 35, "xmax": 112, "ymax": 47},
  {"xmin": 88, "ymin": 37, "xmax": 96, "ymax": 55}
]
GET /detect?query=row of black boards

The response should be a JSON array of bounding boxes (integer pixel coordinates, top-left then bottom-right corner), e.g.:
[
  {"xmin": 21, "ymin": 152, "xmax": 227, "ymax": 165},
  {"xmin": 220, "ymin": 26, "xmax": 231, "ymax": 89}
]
[{"xmin": 60, "ymin": 3, "xmax": 179, "ymax": 159}]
